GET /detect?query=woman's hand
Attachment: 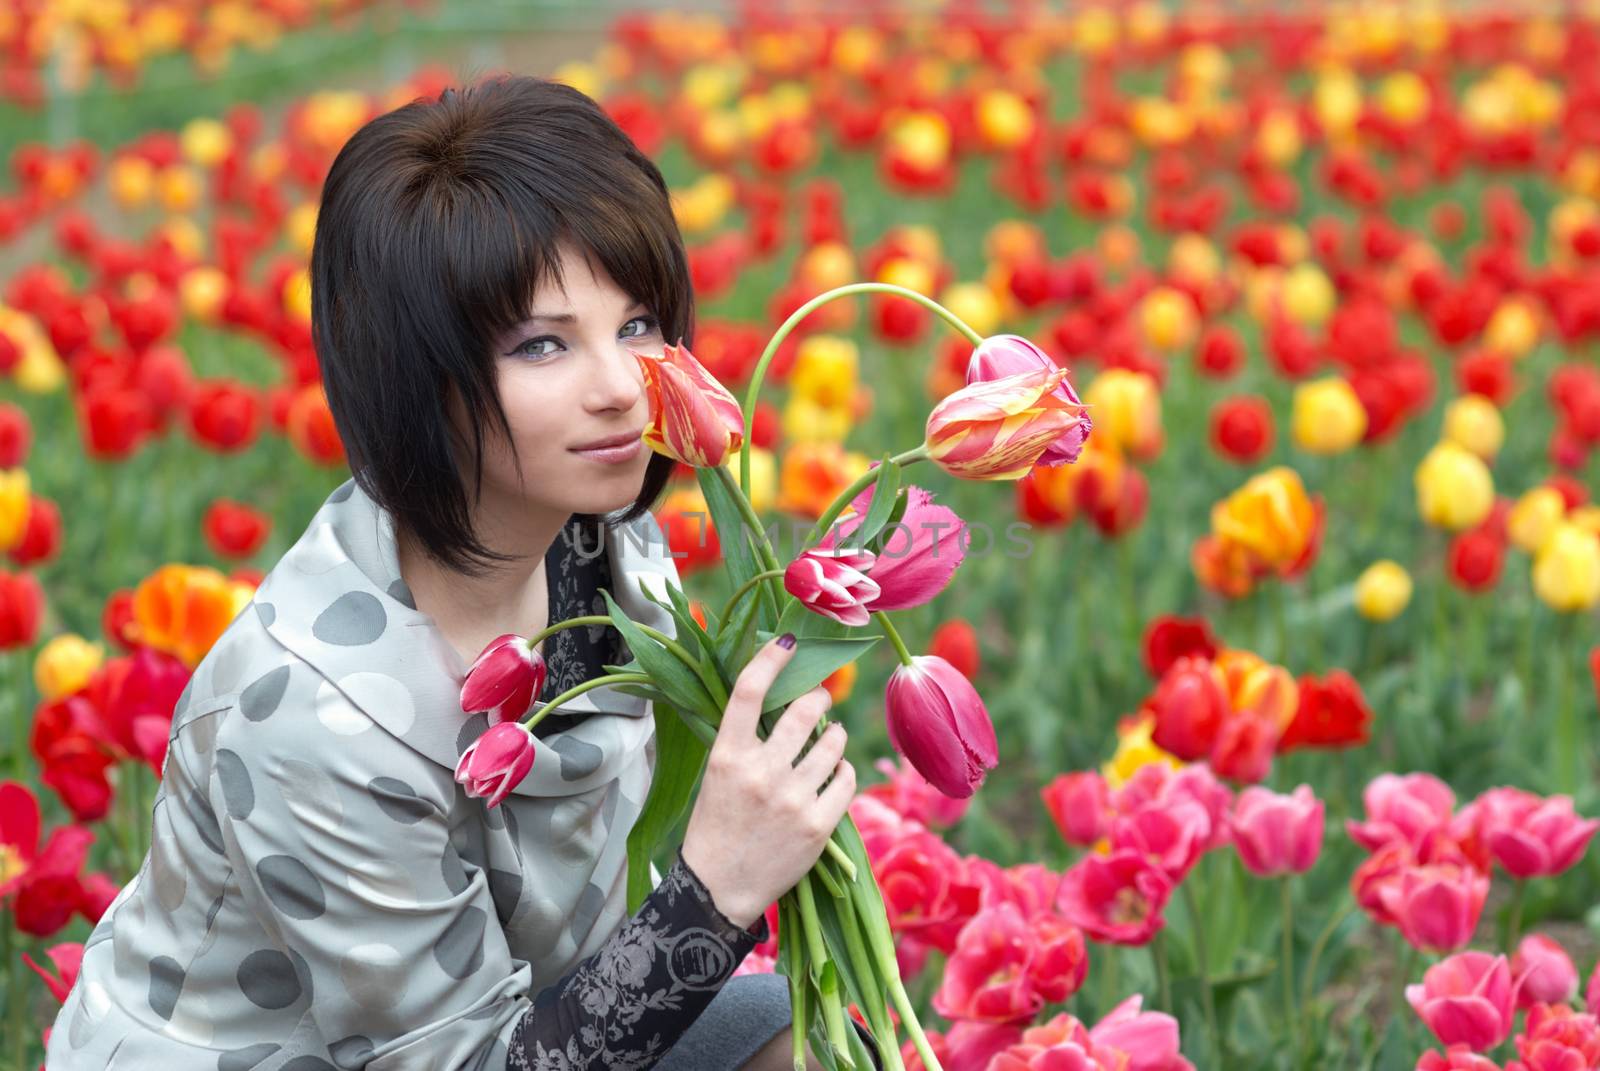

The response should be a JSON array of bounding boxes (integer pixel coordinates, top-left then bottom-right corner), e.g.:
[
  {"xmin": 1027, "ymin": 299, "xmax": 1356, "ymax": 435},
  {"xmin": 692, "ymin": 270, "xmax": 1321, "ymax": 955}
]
[{"xmin": 680, "ymin": 633, "xmax": 856, "ymax": 930}]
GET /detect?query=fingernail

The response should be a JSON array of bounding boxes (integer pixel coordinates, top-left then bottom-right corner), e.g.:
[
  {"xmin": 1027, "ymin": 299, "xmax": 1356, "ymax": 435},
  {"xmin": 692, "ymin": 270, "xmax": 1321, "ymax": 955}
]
[{"xmin": 776, "ymin": 632, "xmax": 796, "ymax": 650}]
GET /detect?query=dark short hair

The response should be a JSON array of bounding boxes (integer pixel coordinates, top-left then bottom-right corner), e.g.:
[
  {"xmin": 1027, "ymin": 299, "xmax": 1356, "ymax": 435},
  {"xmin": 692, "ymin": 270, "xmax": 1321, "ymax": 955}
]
[{"xmin": 310, "ymin": 74, "xmax": 688, "ymax": 577}]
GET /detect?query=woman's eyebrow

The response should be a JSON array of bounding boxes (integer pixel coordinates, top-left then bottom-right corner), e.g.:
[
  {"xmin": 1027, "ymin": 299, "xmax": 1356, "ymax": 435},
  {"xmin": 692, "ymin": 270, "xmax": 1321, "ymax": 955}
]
[{"xmin": 522, "ymin": 302, "xmax": 649, "ymax": 326}]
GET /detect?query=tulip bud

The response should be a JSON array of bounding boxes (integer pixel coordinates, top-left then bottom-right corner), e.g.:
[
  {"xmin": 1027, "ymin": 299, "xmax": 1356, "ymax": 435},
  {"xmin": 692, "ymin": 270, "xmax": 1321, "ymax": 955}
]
[
  {"xmin": 1442, "ymin": 394, "xmax": 1505, "ymax": 460},
  {"xmin": 460, "ymin": 633, "xmax": 546, "ymax": 723},
  {"xmin": 454, "ymin": 722, "xmax": 536, "ymax": 808},
  {"xmin": 884, "ymin": 655, "xmax": 998, "ymax": 799},
  {"xmin": 925, "ymin": 366, "xmax": 1090, "ymax": 480},
  {"xmin": 1291, "ymin": 377, "xmax": 1367, "ymax": 455},
  {"xmin": 1230, "ymin": 785, "xmax": 1325, "ymax": 876},
  {"xmin": 783, "ymin": 546, "xmax": 880, "ymax": 627},
  {"xmin": 1513, "ymin": 934, "xmax": 1579, "ymax": 1008},
  {"xmin": 1415, "ymin": 441, "xmax": 1495, "ymax": 531},
  {"xmin": 965, "ymin": 334, "xmax": 1092, "ymax": 467},
  {"xmin": 33, "ymin": 633, "xmax": 104, "ymax": 701},
  {"xmin": 1355, "ymin": 560, "xmax": 1413, "ymax": 621},
  {"xmin": 634, "ymin": 341, "xmax": 745, "ymax": 468},
  {"xmin": 1532, "ymin": 523, "xmax": 1600, "ymax": 612}
]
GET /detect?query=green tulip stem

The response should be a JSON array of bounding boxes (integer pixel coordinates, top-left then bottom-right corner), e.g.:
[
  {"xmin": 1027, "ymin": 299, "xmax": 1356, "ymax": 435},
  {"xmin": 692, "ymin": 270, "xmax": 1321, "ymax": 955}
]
[
  {"xmin": 797, "ymin": 874, "xmax": 856, "ymax": 1066},
  {"xmin": 525, "ymin": 615, "xmax": 728, "ymax": 710},
  {"xmin": 873, "ymin": 612, "xmax": 916, "ymax": 668},
  {"xmin": 718, "ymin": 569, "xmax": 785, "ymax": 625},
  {"xmin": 740, "ymin": 282, "xmax": 985, "ymax": 498},
  {"xmin": 521, "ymin": 673, "xmax": 652, "ymax": 731},
  {"xmin": 805, "ymin": 443, "xmax": 932, "ymax": 551}
]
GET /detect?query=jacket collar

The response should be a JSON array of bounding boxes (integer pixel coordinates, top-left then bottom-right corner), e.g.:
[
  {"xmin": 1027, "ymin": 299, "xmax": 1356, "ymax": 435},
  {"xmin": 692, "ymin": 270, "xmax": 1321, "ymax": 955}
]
[{"xmin": 251, "ymin": 476, "xmax": 679, "ymax": 801}]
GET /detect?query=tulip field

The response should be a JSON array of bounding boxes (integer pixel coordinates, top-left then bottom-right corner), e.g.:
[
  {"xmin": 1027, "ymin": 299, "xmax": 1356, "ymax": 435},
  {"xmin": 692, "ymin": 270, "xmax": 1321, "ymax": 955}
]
[{"xmin": 5, "ymin": 2, "xmax": 1600, "ymax": 1069}]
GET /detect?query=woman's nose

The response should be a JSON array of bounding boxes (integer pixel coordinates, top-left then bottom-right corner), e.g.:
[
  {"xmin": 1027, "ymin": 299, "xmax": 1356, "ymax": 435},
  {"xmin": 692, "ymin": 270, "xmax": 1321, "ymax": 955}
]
[{"xmin": 589, "ymin": 342, "xmax": 645, "ymax": 414}]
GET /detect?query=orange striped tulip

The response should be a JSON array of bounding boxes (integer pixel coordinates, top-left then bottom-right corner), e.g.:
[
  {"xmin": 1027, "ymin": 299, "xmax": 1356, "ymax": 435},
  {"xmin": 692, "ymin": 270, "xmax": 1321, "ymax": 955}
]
[
  {"xmin": 633, "ymin": 341, "xmax": 745, "ymax": 468},
  {"xmin": 924, "ymin": 367, "xmax": 1089, "ymax": 481}
]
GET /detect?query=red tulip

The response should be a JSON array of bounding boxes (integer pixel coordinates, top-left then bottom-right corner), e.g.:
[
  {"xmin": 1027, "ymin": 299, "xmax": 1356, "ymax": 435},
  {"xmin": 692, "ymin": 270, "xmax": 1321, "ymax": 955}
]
[
  {"xmin": 1041, "ymin": 771, "xmax": 1111, "ymax": 848},
  {"xmin": 0, "ymin": 401, "xmax": 30, "ymax": 467},
  {"xmin": 1231, "ymin": 785, "xmax": 1325, "ymax": 877},
  {"xmin": 633, "ymin": 340, "xmax": 745, "ymax": 467},
  {"xmin": 884, "ymin": 655, "xmax": 998, "ymax": 799},
  {"xmin": 453, "ymin": 722, "xmax": 536, "ymax": 808},
  {"xmin": 189, "ymin": 380, "xmax": 263, "ymax": 453},
  {"xmin": 932, "ymin": 901, "xmax": 1087, "ymax": 1024},
  {"xmin": 1148, "ymin": 656, "xmax": 1228, "ymax": 762},
  {"xmin": 1055, "ymin": 849, "xmax": 1172, "ymax": 946},
  {"xmin": 7, "ymin": 495, "xmax": 60, "ymax": 566},
  {"xmin": 1406, "ymin": 952, "xmax": 1516, "ymax": 1052},
  {"xmin": 459, "ymin": 633, "xmax": 546, "ymax": 725},
  {"xmin": 867, "ymin": 822, "xmax": 982, "ymax": 953},
  {"xmin": 203, "ymin": 499, "xmax": 271, "ymax": 559},
  {"xmin": 1448, "ymin": 529, "xmax": 1505, "ymax": 592},
  {"xmin": 1197, "ymin": 326, "xmax": 1244, "ymax": 378},
  {"xmin": 1209, "ymin": 395, "xmax": 1275, "ymax": 464},
  {"xmin": 928, "ymin": 619, "xmax": 980, "ymax": 681},
  {"xmin": 0, "ymin": 568, "xmax": 44, "ymax": 648},
  {"xmin": 1279, "ymin": 670, "xmax": 1372, "ymax": 752},
  {"xmin": 784, "ymin": 546, "xmax": 880, "ymax": 627},
  {"xmin": 1209, "ymin": 707, "xmax": 1281, "ymax": 785},
  {"xmin": 22, "ymin": 942, "xmax": 83, "ymax": 1003},
  {"xmin": 1513, "ymin": 935, "xmax": 1578, "ymax": 1009},
  {"xmin": 1141, "ymin": 616, "xmax": 1219, "ymax": 678}
]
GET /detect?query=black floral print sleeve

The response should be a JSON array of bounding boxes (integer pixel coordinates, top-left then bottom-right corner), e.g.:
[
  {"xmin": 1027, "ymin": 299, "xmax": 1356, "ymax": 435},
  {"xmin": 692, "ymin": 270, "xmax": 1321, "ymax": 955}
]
[{"xmin": 506, "ymin": 847, "xmax": 770, "ymax": 1070}]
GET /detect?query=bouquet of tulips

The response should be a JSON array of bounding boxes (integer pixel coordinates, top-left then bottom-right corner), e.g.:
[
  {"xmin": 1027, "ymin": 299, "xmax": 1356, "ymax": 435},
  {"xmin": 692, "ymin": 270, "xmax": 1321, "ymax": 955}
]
[{"xmin": 453, "ymin": 283, "xmax": 1093, "ymax": 1071}]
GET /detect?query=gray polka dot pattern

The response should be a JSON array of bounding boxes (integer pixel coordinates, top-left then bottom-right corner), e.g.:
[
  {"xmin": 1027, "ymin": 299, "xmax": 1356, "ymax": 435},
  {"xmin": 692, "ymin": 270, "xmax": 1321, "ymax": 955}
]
[
  {"xmin": 240, "ymin": 666, "xmax": 290, "ymax": 722},
  {"xmin": 311, "ymin": 591, "xmax": 386, "ymax": 646},
  {"xmin": 42, "ymin": 478, "xmax": 675, "ymax": 1069}
]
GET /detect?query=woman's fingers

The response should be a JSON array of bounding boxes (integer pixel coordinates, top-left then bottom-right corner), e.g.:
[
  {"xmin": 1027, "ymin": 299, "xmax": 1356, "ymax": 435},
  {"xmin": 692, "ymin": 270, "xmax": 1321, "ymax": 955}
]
[
  {"xmin": 764, "ymin": 685, "xmax": 831, "ymax": 761},
  {"xmin": 791, "ymin": 721, "xmax": 847, "ymax": 789},
  {"xmin": 815, "ymin": 757, "xmax": 857, "ymax": 823},
  {"xmin": 718, "ymin": 634, "xmax": 796, "ymax": 750}
]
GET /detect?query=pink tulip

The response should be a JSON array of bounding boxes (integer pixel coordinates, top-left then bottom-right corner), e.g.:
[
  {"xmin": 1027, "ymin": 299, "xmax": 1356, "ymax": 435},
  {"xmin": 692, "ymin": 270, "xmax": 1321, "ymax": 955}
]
[
  {"xmin": 1379, "ymin": 860, "xmax": 1490, "ymax": 953},
  {"xmin": 1406, "ymin": 952, "xmax": 1517, "ymax": 1051},
  {"xmin": 1231, "ymin": 785, "xmax": 1325, "ymax": 877},
  {"xmin": 904, "ymin": 1021, "xmax": 1026, "ymax": 1071},
  {"xmin": 1347, "ymin": 772, "xmax": 1458, "ymax": 853},
  {"xmin": 1055, "ymin": 848, "xmax": 1172, "ymax": 946},
  {"xmin": 885, "ymin": 655, "xmax": 998, "ymax": 799},
  {"xmin": 1417, "ymin": 1045, "xmax": 1506, "ymax": 1070},
  {"xmin": 1512, "ymin": 1003, "xmax": 1600, "ymax": 1069},
  {"xmin": 459, "ymin": 633, "xmax": 546, "ymax": 723},
  {"xmin": 931, "ymin": 901, "xmax": 1087, "ymax": 1024},
  {"xmin": 966, "ymin": 334, "xmax": 1094, "ymax": 466},
  {"xmin": 925, "ymin": 366, "xmax": 1091, "ymax": 480},
  {"xmin": 865, "ymin": 755, "xmax": 973, "ymax": 829},
  {"xmin": 1513, "ymin": 936, "xmax": 1578, "ymax": 1009},
  {"xmin": 1109, "ymin": 798, "xmax": 1211, "ymax": 882},
  {"xmin": 1587, "ymin": 960, "xmax": 1600, "ymax": 1017},
  {"xmin": 1088, "ymin": 995, "xmax": 1196, "ymax": 1071},
  {"xmin": 823, "ymin": 482, "xmax": 966, "ymax": 611},
  {"xmin": 986, "ymin": 1012, "xmax": 1111, "ymax": 1071},
  {"xmin": 1481, "ymin": 791, "xmax": 1599, "ymax": 879},
  {"xmin": 1041, "ymin": 770, "xmax": 1112, "ymax": 848},
  {"xmin": 454, "ymin": 721, "xmax": 536, "ymax": 807},
  {"xmin": 783, "ymin": 546, "xmax": 880, "ymax": 626}
]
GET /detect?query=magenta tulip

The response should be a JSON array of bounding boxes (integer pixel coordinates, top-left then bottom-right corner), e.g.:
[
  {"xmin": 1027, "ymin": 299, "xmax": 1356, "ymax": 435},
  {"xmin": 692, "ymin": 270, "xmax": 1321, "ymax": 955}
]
[
  {"xmin": 1514, "ymin": 935, "xmax": 1579, "ymax": 1008},
  {"xmin": 1087, "ymin": 995, "xmax": 1194, "ymax": 1071},
  {"xmin": 1055, "ymin": 849, "xmax": 1172, "ymax": 947},
  {"xmin": 1231, "ymin": 785, "xmax": 1325, "ymax": 877},
  {"xmin": 1346, "ymin": 772, "xmax": 1457, "ymax": 853},
  {"xmin": 454, "ymin": 722, "xmax": 536, "ymax": 808},
  {"xmin": 1406, "ymin": 951, "xmax": 1516, "ymax": 1052},
  {"xmin": 1480, "ymin": 789, "xmax": 1600, "ymax": 879},
  {"xmin": 1379, "ymin": 861, "xmax": 1490, "ymax": 954},
  {"xmin": 823, "ymin": 482, "xmax": 966, "ymax": 611},
  {"xmin": 884, "ymin": 655, "xmax": 998, "ymax": 799},
  {"xmin": 460, "ymin": 633, "xmax": 546, "ymax": 724},
  {"xmin": 1041, "ymin": 770, "xmax": 1111, "ymax": 848},
  {"xmin": 1109, "ymin": 798, "xmax": 1211, "ymax": 882},
  {"xmin": 966, "ymin": 334, "xmax": 1093, "ymax": 466},
  {"xmin": 784, "ymin": 546, "xmax": 880, "ymax": 626}
]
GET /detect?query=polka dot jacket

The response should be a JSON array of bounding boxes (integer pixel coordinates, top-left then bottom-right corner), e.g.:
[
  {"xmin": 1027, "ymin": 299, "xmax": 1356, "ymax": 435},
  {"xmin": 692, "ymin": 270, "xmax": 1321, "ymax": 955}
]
[{"xmin": 44, "ymin": 476, "xmax": 769, "ymax": 1070}]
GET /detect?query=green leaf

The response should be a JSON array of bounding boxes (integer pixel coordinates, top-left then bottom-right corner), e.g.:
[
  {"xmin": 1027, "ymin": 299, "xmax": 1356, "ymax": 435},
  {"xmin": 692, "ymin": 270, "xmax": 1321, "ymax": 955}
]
[
  {"xmin": 759, "ymin": 636, "xmax": 879, "ymax": 713},
  {"xmin": 625, "ymin": 700, "xmax": 709, "ymax": 912},
  {"xmin": 841, "ymin": 455, "xmax": 902, "ymax": 550},
  {"xmin": 715, "ymin": 580, "xmax": 762, "ymax": 667},
  {"xmin": 860, "ymin": 486, "xmax": 912, "ymax": 558},
  {"xmin": 632, "ymin": 578, "xmax": 703, "ymax": 661},
  {"xmin": 696, "ymin": 465, "xmax": 763, "ymax": 588},
  {"xmin": 600, "ymin": 590, "xmax": 718, "ymax": 719}
]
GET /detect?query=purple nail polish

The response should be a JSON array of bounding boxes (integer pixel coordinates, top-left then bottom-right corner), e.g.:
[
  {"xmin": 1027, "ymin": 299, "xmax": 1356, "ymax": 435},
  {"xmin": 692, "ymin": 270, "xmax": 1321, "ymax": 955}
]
[{"xmin": 776, "ymin": 632, "xmax": 796, "ymax": 650}]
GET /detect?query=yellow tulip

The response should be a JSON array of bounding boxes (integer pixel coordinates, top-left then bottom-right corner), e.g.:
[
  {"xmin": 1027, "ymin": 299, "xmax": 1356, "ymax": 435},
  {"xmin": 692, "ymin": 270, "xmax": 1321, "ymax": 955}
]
[
  {"xmin": 1532, "ymin": 523, "xmax": 1600, "ymax": 612},
  {"xmin": 876, "ymin": 256, "xmax": 936, "ymax": 296},
  {"xmin": 1168, "ymin": 233, "xmax": 1220, "ymax": 286},
  {"xmin": 282, "ymin": 270, "xmax": 312, "ymax": 323},
  {"xmin": 940, "ymin": 282, "xmax": 1000, "ymax": 339},
  {"xmin": 1508, "ymin": 487, "xmax": 1568, "ymax": 554},
  {"xmin": 789, "ymin": 335, "xmax": 859, "ymax": 410},
  {"xmin": 782, "ymin": 396, "xmax": 852, "ymax": 444},
  {"xmin": 1102, "ymin": 714, "xmax": 1182, "ymax": 789},
  {"xmin": 1571, "ymin": 506, "xmax": 1600, "ymax": 540},
  {"xmin": 108, "ymin": 156, "xmax": 155, "ymax": 209},
  {"xmin": 1376, "ymin": 71, "xmax": 1430, "ymax": 124},
  {"xmin": 34, "ymin": 633, "xmax": 105, "ymax": 702},
  {"xmin": 181, "ymin": 266, "xmax": 229, "ymax": 324},
  {"xmin": 1355, "ymin": 560, "xmax": 1413, "ymax": 622},
  {"xmin": 1281, "ymin": 262, "xmax": 1336, "ymax": 325},
  {"xmin": 1084, "ymin": 368, "xmax": 1162, "ymax": 459},
  {"xmin": 1211, "ymin": 467, "xmax": 1320, "ymax": 570},
  {"xmin": 551, "ymin": 60, "xmax": 604, "ymax": 101},
  {"xmin": 1291, "ymin": 377, "xmax": 1368, "ymax": 455},
  {"xmin": 0, "ymin": 469, "xmax": 30, "ymax": 550},
  {"xmin": 1415, "ymin": 441, "xmax": 1496, "ymax": 531},
  {"xmin": 887, "ymin": 111, "xmax": 951, "ymax": 171},
  {"xmin": 286, "ymin": 202, "xmax": 318, "ymax": 257},
  {"xmin": 1483, "ymin": 297, "xmax": 1541, "ymax": 359},
  {"xmin": 975, "ymin": 88, "xmax": 1035, "ymax": 150},
  {"xmin": 180, "ymin": 117, "xmax": 233, "ymax": 168},
  {"xmin": 1138, "ymin": 287, "xmax": 1199, "ymax": 352},
  {"xmin": 157, "ymin": 165, "xmax": 201, "ymax": 213},
  {"xmin": 1442, "ymin": 394, "xmax": 1505, "ymax": 459},
  {"xmin": 724, "ymin": 446, "xmax": 776, "ymax": 514},
  {"xmin": 1313, "ymin": 68, "xmax": 1363, "ymax": 136},
  {"xmin": 798, "ymin": 242, "xmax": 856, "ymax": 292},
  {"xmin": 1255, "ymin": 109, "xmax": 1302, "ymax": 167}
]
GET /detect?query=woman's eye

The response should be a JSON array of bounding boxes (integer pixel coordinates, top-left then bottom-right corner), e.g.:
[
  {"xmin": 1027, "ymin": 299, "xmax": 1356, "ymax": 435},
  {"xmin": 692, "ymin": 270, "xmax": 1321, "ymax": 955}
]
[
  {"xmin": 622, "ymin": 315, "xmax": 660, "ymax": 338},
  {"xmin": 514, "ymin": 337, "xmax": 561, "ymax": 359}
]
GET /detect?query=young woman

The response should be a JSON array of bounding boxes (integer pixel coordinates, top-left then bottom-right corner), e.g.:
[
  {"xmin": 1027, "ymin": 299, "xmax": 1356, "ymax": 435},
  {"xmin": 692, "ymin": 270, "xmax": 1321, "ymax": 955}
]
[{"xmin": 45, "ymin": 76, "xmax": 877, "ymax": 1071}]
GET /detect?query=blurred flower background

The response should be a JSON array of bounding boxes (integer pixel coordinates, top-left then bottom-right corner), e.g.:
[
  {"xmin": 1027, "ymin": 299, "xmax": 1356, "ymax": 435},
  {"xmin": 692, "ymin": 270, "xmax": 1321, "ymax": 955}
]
[{"xmin": 1, "ymin": 1, "xmax": 1599, "ymax": 1068}]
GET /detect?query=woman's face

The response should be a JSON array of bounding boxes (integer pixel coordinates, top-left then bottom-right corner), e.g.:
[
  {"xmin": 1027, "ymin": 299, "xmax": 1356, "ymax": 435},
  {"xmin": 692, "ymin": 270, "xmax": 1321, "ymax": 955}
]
[{"xmin": 459, "ymin": 242, "xmax": 662, "ymax": 521}]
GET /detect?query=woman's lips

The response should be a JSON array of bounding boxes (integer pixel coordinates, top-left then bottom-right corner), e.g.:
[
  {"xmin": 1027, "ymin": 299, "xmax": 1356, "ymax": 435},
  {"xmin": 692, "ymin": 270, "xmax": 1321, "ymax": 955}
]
[{"xmin": 569, "ymin": 437, "xmax": 644, "ymax": 463}]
